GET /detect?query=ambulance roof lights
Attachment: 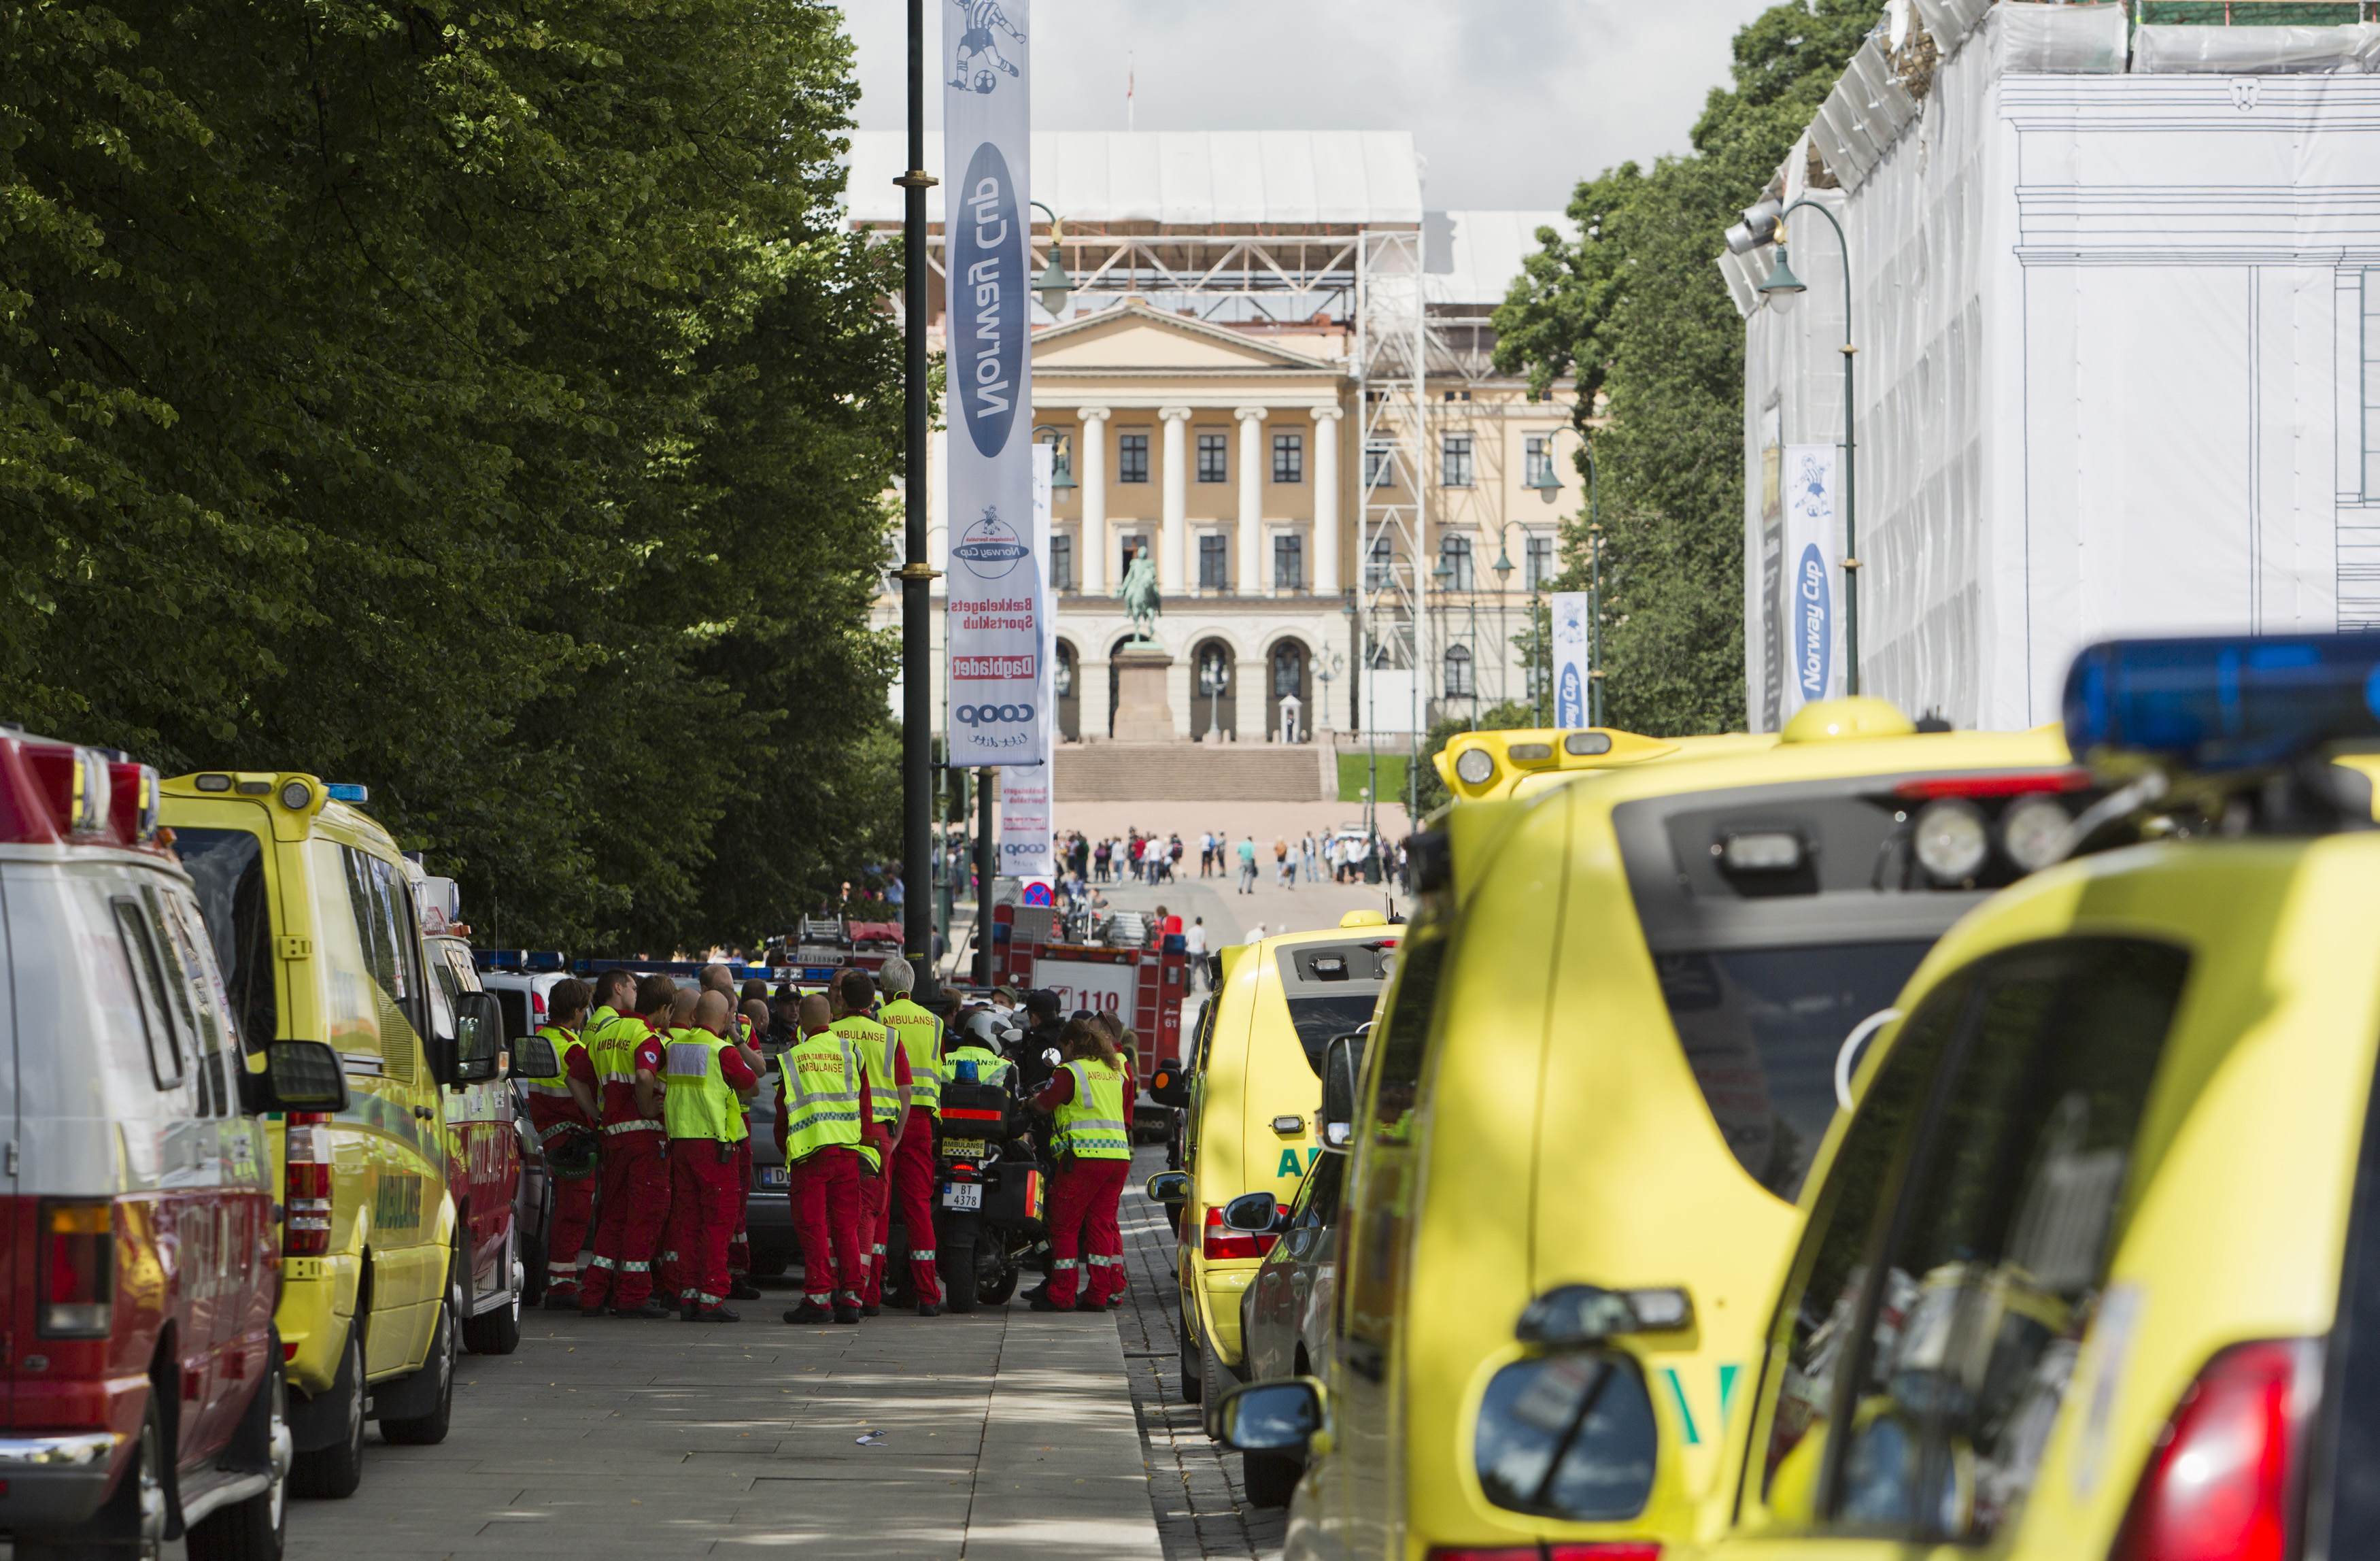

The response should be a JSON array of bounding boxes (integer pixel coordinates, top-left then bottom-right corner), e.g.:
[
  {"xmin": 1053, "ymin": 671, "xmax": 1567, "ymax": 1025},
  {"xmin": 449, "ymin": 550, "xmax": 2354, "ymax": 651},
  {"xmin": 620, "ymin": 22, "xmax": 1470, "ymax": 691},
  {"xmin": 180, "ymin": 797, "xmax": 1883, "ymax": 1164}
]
[
  {"xmin": 325, "ymin": 782, "xmax": 369, "ymax": 804},
  {"xmin": 1563, "ymin": 731, "xmax": 1614, "ymax": 757},
  {"xmin": 1453, "ymin": 747, "xmax": 1497, "ymax": 786},
  {"xmin": 2064, "ymin": 633, "xmax": 2380, "ymax": 775},
  {"xmin": 0, "ymin": 735, "xmax": 164, "ymax": 849}
]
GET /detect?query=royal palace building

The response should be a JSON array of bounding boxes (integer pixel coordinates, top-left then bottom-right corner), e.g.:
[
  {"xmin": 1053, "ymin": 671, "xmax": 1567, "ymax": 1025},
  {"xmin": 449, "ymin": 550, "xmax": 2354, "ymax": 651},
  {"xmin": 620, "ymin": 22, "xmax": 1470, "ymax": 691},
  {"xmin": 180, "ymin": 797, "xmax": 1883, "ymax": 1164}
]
[{"xmin": 851, "ymin": 129, "xmax": 1579, "ymax": 746}]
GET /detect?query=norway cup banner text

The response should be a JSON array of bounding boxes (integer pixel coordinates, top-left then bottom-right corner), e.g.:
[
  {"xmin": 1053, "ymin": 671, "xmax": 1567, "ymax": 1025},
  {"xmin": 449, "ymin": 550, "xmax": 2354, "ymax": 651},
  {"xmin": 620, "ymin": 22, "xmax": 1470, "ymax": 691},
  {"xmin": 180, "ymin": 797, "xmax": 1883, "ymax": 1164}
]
[
  {"xmin": 1550, "ymin": 592, "xmax": 1590, "ymax": 727},
  {"xmin": 945, "ymin": 0, "xmax": 1041, "ymax": 765},
  {"xmin": 1001, "ymin": 446, "xmax": 1056, "ymax": 882}
]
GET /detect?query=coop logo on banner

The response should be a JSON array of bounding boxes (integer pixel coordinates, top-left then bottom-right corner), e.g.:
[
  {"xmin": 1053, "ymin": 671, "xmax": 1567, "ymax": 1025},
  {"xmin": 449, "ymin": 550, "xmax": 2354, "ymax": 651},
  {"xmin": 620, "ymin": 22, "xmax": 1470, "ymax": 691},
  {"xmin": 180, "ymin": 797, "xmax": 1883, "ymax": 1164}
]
[
  {"xmin": 945, "ymin": 0, "xmax": 1040, "ymax": 766},
  {"xmin": 1550, "ymin": 591, "xmax": 1590, "ymax": 727},
  {"xmin": 1778, "ymin": 445, "xmax": 1841, "ymax": 719},
  {"xmin": 1000, "ymin": 446, "xmax": 1056, "ymax": 880}
]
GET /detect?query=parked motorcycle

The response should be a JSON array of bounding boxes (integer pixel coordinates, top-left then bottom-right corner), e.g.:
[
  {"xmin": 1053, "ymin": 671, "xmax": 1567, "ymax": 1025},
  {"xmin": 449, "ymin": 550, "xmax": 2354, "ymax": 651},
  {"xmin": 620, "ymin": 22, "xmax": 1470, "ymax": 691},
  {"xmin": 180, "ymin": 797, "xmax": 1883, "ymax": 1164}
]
[{"xmin": 886, "ymin": 1064, "xmax": 1050, "ymax": 1311}]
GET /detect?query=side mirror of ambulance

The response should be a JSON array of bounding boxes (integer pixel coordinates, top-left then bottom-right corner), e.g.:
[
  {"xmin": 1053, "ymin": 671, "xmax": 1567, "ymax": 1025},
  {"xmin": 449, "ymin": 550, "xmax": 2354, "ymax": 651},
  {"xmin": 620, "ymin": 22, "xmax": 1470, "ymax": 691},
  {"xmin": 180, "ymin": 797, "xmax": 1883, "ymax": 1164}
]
[
  {"xmin": 1218, "ymin": 1377, "xmax": 1331, "ymax": 1459},
  {"xmin": 240, "ymin": 1040, "xmax": 352, "ymax": 1116},
  {"xmin": 455, "ymin": 992, "xmax": 506, "ymax": 1086},
  {"xmin": 510, "ymin": 1032, "xmax": 560, "ymax": 1081},
  {"xmin": 1223, "ymin": 1191, "xmax": 1285, "ymax": 1234},
  {"xmin": 1319, "ymin": 1026, "xmax": 1370, "ymax": 1151},
  {"xmin": 1149, "ymin": 1056, "xmax": 1191, "ymax": 1109},
  {"xmin": 1144, "ymin": 1171, "xmax": 1191, "ymax": 1207},
  {"xmin": 1514, "ymin": 1283, "xmax": 1695, "ymax": 1349}
]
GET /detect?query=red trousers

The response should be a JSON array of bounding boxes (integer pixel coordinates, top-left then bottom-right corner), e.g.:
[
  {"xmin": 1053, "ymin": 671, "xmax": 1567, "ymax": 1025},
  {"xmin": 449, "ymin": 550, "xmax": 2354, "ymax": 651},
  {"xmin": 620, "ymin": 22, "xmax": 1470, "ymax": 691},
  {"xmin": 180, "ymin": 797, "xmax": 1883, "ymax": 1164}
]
[
  {"xmin": 583, "ymin": 1133, "xmax": 669, "ymax": 1309},
  {"xmin": 889, "ymin": 1107, "xmax": 944, "ymax": 1306},
  {"xmin": 1047, "ymin": 1156, "xmax": 1131, "ymax": 1308},
  {"xmin": 545, "ymin": 1170, "xmax": 597, "ymax": 1300},
  {"xmin": 789, "ymin": 1147, "xmax": 866, "ymax": 1305},
  {"xmin": 728, "ymin": 1135, "xmax": 753, "ymax": 1278},
  {"xmin": 660, "ymin": 1140, "xmax": 740, "ymax": 1309},
  {"xmin": 860, "ymin": 1125, "xmax": 894, "ymax": 1305}
]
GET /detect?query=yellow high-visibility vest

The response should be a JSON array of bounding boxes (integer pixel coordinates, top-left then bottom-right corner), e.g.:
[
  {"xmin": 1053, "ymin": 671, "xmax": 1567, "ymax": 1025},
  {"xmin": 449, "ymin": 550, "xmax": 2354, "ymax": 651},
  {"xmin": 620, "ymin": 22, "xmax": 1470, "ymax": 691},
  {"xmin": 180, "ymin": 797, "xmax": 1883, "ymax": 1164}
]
[
  {"xmin": 836, "ymin": 1015, "xmax": 902, "ymax": 1126},
  {"xmin": 880, "ymin": 997, "xmax": 945, "ymax": 1115},
  {"xmin": 1054, "ymin": 1058, "xmax": 1132, "ymax": 1160},
  {"xmin": 778, "ymin": 1033, "xmax": 866, "ymax": 1164},
  {"xmin": 660, "ymin": 1028, "xmax": 738, "ymax": 1142}
]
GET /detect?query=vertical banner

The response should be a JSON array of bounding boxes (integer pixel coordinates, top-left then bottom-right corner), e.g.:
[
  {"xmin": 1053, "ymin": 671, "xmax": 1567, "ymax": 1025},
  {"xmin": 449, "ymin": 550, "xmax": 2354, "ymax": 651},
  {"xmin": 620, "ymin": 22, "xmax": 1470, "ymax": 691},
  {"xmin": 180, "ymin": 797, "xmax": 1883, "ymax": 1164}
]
[
  {"xmin": 1001, "ymin": 446, "xmax": 1055, "ymax": 888},
  {"xmin": 945, "ymin": 0, "xmax": 1039, "ymax": 766},
  {"xmin": 1758, "ymin": 407, "xmax": 1785, "ymax": 732},
  {"xmin": 1550, "ymin": 590, "xmax": 1590, "ymax": 727},
  {"xmin": 1778, "ymin": 444, "xmax": 1841, "ymax": 722}
]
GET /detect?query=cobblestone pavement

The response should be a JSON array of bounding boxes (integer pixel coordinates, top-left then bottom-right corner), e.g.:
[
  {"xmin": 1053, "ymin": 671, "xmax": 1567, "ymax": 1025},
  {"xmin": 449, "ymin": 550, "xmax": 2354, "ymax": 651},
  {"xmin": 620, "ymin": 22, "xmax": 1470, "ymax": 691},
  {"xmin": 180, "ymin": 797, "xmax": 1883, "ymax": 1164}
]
[{"xmin": 1117, "ymin": 1145, "xmax": 1289, "ymax": 1561}]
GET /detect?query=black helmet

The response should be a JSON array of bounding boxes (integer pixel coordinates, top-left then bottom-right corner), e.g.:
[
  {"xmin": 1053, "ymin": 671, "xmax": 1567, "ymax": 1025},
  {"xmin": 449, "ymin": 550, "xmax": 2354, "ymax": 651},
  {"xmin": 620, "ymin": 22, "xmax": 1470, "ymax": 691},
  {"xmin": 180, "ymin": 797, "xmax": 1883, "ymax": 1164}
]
[{"xmin": 545, "ymin": 1125, "xmax": 600, "ymax": 1181}]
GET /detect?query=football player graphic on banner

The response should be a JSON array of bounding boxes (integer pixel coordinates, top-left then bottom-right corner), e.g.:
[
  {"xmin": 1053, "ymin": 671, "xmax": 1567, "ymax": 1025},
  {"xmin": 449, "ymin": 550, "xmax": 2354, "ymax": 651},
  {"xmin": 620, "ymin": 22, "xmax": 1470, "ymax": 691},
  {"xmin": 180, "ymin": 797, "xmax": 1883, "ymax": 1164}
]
[{"xmin": 951, "ymin": 0, "xmax": 1024, "ymax": 93}]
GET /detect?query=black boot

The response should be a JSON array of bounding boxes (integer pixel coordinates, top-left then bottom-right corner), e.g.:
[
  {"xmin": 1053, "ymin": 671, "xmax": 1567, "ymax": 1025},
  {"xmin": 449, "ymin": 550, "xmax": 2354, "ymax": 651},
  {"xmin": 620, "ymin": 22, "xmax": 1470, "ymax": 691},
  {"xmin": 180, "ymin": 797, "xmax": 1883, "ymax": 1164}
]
[
  {"xmin": 834, "ymin": 1292, "xmax": 864, "ymax": 1324},
  {"xmin": 784, "ymin": 1300, "xmax": 834, "ymax": 1324},
  {"xmin": 612, "ymin": 1300, "xmax": 673, "ymax": 1320},
  {"xmin": 685, "ymin": 1305, "xmax": 741, "ymax": 1323},
  {"xmin": 728, "ymin": 1279, "xmax": 764, "ymax": 1301}
]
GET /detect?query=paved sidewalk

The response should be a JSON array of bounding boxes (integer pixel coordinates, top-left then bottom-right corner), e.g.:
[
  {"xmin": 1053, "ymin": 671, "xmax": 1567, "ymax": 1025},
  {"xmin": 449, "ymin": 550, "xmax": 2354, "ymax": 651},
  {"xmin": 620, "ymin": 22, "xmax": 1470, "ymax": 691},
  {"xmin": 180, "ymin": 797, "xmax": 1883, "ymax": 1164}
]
[
  {"xmin": 288, "ymin": 1290, "xmax": 1162, "ymax": 1558},
  {"xmin": 1116, "ymin": 1147, "xmax": 1289, "ymax": 1560}
]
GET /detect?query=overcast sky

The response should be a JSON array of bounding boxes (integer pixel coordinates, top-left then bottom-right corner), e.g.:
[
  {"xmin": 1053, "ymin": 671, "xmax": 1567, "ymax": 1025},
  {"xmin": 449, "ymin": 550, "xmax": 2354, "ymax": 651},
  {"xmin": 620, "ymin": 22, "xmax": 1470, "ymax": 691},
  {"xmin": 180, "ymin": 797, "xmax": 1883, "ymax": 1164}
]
[{"xmin": 832, "ymin": 1, "xmax": 1782, "ymax": 211}]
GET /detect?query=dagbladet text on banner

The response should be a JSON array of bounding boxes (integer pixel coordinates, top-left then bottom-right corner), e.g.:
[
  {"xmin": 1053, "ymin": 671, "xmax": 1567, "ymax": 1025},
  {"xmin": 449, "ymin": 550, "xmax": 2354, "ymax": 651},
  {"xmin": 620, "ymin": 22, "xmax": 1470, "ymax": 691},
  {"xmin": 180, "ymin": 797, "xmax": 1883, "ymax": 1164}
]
[
  {"xmin": 944, "ymin": 0, "xmax": 1041, "ymax": 766},
  {"xmin": 1001, "ymin": 445, "xmax": 1055, "ymax": 888}
]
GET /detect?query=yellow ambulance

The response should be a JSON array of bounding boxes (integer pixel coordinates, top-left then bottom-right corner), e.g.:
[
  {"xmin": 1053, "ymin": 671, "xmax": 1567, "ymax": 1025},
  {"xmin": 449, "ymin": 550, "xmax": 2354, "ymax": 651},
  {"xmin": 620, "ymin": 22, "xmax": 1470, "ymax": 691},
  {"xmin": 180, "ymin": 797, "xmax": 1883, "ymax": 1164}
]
[
  {"xmin": 165, "ymin": 774, "xmax": 498, "ymax": 1497},
  {"xmin": 1223, "ymin": 702, "xmax": 2080, "ymax": 1560}
]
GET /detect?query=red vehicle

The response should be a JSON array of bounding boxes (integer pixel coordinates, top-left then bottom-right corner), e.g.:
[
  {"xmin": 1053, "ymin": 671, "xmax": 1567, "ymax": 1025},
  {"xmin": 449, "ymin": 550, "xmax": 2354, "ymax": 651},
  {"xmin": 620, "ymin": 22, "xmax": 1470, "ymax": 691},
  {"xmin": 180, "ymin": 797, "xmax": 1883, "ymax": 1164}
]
[
  {"xmin": 0, "ymin": 731, "xmax": 345, "ymax": 1559},
  {"xmin": 409, "ymin": 870, "xmax": 528, "ymax": 1354}
]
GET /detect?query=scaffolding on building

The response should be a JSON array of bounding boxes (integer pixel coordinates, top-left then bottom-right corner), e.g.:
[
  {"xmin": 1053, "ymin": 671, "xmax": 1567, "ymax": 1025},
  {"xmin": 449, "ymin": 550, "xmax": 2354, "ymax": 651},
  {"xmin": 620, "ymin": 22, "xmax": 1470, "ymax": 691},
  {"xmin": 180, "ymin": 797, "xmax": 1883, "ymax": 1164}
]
[{"xmin": 1353, "ymin": 229, "xmax": 1429, "ymax": 748}]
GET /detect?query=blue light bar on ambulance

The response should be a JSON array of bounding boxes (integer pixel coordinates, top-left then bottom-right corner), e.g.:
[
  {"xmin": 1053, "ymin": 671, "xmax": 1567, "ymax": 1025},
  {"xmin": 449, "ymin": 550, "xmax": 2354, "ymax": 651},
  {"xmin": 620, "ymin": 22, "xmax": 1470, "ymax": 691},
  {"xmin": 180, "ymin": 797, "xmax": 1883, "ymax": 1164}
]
[
  {"xmin": 2064, "ymin": 633, "xmax": 2380, "ymax": 773},
  {"xmin": 324, "ymin": 783, "xmax": 370, "ymax": 804},
  {"xmin": 479, "ymin": 950, "xmax": 568, "ymax": 973}
]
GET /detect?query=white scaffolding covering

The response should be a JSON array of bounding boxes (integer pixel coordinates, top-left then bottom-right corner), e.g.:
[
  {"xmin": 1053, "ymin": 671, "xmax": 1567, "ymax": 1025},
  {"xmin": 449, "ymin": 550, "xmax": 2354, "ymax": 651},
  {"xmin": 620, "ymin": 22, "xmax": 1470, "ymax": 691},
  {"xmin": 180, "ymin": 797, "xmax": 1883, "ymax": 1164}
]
[
  {"xmin": 1737, "ymin": 3, "xmax": 2380, "ymax": 732},
  {"xmin": 1356, "ymin": 229, "xmax": 1429, "ymax": 733}
]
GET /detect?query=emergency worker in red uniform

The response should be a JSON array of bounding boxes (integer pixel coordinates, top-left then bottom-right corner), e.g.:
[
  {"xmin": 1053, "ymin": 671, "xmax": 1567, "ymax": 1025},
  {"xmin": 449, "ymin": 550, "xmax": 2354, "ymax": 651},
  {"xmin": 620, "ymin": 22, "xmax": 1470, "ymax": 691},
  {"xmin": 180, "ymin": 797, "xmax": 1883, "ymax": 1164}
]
[
  {"xmin": 697, "ymin": 963, "xmax": 768, "ymax": 1301},
  {"xmin": 660, "ymin": 990, "xmax": 760, "ymax": 1322},
  {"xmin": 579, "ymin": 971, "xmax": 675, "ymax": 1317},
  {"xmin": 877, "ymin": 956, "xmax": 947, "ymax": 1315},
  {"xmin": 832, "ymin": 969, "xmax": 910, "ymax": 1313},
  {"xmin": 1028, "ymin": 1018, "xmax": 1136, "ymax": 1311},
  {"xmin": 777, "ymin": 994, "xmax": 872, "ymax": 1324},
  {"xmin": 519, "ymin": 977, "xmax": 600, "ymax": 1309}
]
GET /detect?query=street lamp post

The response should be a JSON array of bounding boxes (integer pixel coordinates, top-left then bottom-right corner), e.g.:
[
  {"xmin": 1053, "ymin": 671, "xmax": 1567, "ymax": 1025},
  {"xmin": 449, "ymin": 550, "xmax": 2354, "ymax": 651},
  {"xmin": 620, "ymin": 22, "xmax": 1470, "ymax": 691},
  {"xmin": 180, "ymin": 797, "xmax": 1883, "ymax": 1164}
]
[
  {"xmin": 1199, "ymin": 651, "xmax": 1230, "ymax": 741},
  {"xmin": 1029, "ymin": 201, "xmax": 1072, "ymax": 317},
  {"xmin": 898, "ymin": 0, "xmax": 938, "ymax": 989},
  {"xmin": 1737, "ymin": 197, "xmax": 1860, "ymax": 696}
]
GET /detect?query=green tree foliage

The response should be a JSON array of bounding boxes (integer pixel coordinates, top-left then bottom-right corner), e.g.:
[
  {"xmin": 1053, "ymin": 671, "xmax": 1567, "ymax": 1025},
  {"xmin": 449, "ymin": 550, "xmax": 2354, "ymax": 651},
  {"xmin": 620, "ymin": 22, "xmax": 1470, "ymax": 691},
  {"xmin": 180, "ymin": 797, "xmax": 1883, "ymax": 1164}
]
[
  {"xmin": 1493, "ymin": 0, "xmax": 1877, "ymax": 737},
  {"xmin": 1, "ymin": 0, "xmax": 903, "ymax": 950}
]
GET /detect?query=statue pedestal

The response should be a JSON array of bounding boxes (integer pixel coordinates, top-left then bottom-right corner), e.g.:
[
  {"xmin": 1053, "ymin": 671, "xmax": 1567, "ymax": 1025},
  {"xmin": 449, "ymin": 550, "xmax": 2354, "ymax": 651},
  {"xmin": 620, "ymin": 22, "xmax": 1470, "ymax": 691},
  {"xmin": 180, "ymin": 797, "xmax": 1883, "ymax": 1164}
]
[{"xmin": 1110, "ymin": 644, "xmax": 1178, "ymax": 743}]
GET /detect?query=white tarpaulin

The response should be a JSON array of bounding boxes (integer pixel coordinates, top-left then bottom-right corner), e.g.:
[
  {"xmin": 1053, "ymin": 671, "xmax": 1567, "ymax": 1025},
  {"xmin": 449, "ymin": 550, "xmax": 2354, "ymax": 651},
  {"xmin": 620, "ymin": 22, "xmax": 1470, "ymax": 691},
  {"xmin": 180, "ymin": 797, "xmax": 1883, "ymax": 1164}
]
[
  {"xmin": 1000, "ymin": 446, "xmax": 1055, "ymax": 880},
  {"xmin": 1550, "ymin": 590, "xmax": 1590, "ymax": 726},
  {"xmin": 1737, "ymin": 7, "xmax": 2379, "ymax": 732},
  {"xmin": 944, "ymin": 0, "xmax": 1042, "ymax": 765}
]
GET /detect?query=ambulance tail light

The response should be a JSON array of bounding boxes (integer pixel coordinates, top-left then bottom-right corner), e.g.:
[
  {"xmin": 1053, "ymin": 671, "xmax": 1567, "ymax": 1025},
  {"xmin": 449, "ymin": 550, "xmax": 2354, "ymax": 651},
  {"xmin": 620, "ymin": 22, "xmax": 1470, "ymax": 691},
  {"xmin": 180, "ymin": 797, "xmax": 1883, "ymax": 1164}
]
[
  {"xmin": 284, "ymin": 1112, "xmax": 336, "ymax": 1257},
  {"xmin": 37, "ymin": 1201, "xmax": 116, "ymax": 1337},
  {"xmin": 2109, "ymin": 1337, "xmax": 2318, "ymax": 1561},
  {"xmin": 107, "ymin": 761, "xmax": 160, "ymax": 845},
  {"xmin": 1202, "ymin": 1205, "xmax": 1276, "ymax": 1262}
]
